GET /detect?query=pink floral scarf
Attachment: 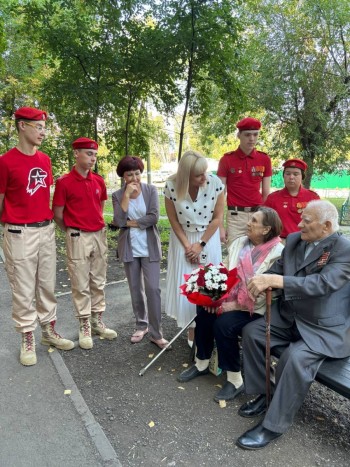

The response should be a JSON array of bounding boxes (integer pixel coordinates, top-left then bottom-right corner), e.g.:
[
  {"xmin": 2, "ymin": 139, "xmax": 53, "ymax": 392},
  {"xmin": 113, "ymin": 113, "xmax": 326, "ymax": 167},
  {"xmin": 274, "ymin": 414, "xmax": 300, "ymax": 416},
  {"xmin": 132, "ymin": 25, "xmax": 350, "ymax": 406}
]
[{"xmin": 228, "ymin": 236, "xmax": 281, "ymax": 314}]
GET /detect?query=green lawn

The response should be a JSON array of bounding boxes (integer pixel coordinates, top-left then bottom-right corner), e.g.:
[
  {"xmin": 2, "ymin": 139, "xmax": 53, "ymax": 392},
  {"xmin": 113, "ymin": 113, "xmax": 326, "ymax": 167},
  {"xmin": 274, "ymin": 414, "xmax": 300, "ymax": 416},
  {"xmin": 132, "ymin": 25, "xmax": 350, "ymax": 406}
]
[{"xmin": 324, "ymin": 198, "xmax": 346, "ymax": 211}]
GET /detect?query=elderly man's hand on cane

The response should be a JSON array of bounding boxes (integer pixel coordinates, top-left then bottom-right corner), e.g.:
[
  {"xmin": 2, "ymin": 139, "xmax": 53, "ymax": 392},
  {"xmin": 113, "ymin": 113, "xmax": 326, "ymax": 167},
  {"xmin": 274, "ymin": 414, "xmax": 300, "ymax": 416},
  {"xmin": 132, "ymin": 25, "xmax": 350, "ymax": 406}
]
[{"xmin": 248, "ymin": 274, "xmax": 284, "ymax": 298}]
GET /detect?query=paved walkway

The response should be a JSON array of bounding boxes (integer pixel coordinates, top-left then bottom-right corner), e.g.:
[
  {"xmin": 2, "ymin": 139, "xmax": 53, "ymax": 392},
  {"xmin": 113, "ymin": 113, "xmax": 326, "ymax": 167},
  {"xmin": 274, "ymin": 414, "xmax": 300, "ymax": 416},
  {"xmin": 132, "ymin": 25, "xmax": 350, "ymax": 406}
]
[{"xmin": 0, "ymin": 257, "xmax": 122, "ymax": 467}]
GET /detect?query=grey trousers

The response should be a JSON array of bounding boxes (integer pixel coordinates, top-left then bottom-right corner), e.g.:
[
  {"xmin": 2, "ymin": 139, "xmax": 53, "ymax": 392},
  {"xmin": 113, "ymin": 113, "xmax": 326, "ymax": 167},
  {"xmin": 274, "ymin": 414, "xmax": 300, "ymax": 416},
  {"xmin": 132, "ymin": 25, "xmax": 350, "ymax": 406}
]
[
  {"xmin": 242, "ymin": 318, "xmax": 325, "ymax": 433},
  {"xmin": 123, "ymin": 258, "xmax": 163, "ymax": 340}
]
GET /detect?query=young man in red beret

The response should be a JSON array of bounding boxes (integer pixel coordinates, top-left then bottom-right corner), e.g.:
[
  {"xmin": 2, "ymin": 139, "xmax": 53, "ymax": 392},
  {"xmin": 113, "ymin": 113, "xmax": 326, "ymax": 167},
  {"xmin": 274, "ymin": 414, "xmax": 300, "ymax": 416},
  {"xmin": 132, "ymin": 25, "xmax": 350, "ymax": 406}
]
[
  {"xmin": 0, "ymin": 107, "xmax": 74, "ymax": 366},
  {"xmin": 217, "ymin": 117, "xmax": 272, "ymax": 246},
  {"xmin": 53, "ymin": 137, "xmax": 117, "ymax": 349},
  {"xmin": 264, "ymin": 159, "xmax": 320, "ymax": 240}
]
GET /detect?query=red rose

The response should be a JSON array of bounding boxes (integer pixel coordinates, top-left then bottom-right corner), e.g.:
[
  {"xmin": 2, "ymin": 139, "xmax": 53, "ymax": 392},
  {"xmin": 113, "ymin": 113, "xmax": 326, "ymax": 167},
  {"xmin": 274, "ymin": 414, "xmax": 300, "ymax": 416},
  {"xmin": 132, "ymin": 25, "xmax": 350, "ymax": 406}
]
[{"xmin": 197, "ymin": 275, "xmax": 205, "ymax": 287}]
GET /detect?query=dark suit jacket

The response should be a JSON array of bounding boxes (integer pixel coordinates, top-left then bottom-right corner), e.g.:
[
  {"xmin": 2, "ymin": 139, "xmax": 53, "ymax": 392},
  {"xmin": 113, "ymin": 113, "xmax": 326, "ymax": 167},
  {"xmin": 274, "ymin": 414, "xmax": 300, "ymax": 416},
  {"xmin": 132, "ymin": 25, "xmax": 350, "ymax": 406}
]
[
  {"xmin": 268, "ymin": 231, "xmax": 350, "ymax": 358},
  {"xmin": 112, "ymin": 183, "xmax": 162, "ymax": 263}
]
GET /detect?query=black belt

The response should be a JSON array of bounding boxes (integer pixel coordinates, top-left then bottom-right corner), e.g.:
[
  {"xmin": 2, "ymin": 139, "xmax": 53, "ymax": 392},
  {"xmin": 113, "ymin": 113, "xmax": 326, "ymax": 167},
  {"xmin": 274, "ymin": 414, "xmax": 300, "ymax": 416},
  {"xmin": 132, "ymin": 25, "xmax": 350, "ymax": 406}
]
[
  {"xmin": 228, "ymin": 206, "xmax": 259, "ymax": 213},
  {"xmin": 68, "ymin": 227, "xmax": 102, "ymax": 232},
  {"xmin": 11, "ymin": 220, "xmax": 53, "ymax": 228}
]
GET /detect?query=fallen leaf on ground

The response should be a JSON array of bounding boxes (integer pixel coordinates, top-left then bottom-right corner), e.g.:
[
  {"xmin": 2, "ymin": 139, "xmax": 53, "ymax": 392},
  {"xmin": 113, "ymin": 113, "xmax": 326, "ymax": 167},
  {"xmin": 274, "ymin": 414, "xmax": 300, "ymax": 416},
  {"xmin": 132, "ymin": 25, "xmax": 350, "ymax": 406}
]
[
  {"xmin": 148, "ymin": 421, "xmax": 155, "ymax": 427},
  {"xmin": 219, "ymin": 400, "xmax": 226, "ymax": 408},
  {"xmin": 64, "ymin": 389, "xmax": 72, "ymax": 395}
]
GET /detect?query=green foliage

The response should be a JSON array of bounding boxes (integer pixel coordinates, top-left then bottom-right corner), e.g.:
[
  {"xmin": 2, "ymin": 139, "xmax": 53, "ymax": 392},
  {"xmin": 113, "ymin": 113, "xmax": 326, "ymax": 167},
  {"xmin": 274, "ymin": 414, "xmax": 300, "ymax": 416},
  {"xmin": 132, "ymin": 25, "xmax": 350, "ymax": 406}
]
[
  {"xmin": 2, "ymin": 0, "xmax": 350, "ymax": 189},
  {"xmin": 156, "ymin": 0, "xmax": 244, "ymax": 159},
  {"xmin": 244, "ymin": 0, "xmax": 350, "ymax": 186},
  {"xmin": 10, "ymin": 0, "xmax": 183, "ymax": 167}
]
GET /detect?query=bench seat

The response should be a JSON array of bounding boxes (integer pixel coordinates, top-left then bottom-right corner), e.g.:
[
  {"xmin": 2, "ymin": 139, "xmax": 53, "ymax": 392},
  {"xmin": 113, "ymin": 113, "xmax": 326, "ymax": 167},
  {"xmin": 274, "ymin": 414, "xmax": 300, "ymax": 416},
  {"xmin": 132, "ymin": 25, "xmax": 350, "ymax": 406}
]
[{"xmin": 272, "ymin": 347, "xmax": 350, "ymax": 400}]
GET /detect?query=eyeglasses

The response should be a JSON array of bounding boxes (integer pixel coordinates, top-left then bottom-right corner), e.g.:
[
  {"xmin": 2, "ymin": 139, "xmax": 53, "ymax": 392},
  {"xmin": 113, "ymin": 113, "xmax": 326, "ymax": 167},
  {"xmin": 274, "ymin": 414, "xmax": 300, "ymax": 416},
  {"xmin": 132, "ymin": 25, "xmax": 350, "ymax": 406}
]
[{"xmin": 24, "ymin": 122, "xmax": 47, "ymax": 132}]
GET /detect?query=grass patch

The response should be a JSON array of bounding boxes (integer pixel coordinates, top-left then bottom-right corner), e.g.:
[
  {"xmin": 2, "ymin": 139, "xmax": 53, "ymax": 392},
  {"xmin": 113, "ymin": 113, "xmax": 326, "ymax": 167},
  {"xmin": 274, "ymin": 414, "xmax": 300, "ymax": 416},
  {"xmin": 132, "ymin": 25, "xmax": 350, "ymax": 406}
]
[{"xmin": 324, "ymin": 198, "xmax": 346, "ymax": 212}]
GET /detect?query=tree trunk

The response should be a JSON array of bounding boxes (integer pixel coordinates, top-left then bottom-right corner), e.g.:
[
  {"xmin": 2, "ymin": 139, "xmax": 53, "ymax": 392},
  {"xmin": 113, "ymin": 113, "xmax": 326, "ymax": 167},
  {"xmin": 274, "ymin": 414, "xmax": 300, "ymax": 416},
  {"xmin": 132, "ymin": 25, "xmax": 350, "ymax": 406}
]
[
  {"xmin": 178, "ymin": 4, "xmax": 196, "ymax": 162},
  {"xmin": 125, "ymin": 88, "xmax": 133, "ymax": 156},
  {"xmin": 94, "ymin": 113, "xmax": 99, "ymax": 173}
]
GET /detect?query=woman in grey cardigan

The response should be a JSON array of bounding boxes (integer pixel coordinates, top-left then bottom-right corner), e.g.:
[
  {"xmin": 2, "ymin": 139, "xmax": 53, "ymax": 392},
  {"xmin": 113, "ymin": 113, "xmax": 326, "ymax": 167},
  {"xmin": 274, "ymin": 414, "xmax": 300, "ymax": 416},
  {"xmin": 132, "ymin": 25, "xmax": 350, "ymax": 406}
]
[{"xmin": 112, "ymin": 156, "xmax": 169, "ymax": 349}]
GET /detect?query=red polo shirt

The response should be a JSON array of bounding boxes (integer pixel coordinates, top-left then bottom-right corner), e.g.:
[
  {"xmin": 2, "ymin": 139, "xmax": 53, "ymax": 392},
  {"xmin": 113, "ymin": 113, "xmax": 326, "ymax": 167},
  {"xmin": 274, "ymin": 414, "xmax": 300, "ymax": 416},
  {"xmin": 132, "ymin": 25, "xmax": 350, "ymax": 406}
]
[
  {"xmin": 0, "ymin": 147, "xmax": 54, "ymax": 223},
  {"xmin": 264, "ymin": 186, "xmax": 320, "ymax": 238},
  {"xmin": 53, "ymin": 166, "xmax": 107, "ymax": 231},
  {"xmin": 217, "ymin": 147, "xmax": 272, "ymax": 207}
]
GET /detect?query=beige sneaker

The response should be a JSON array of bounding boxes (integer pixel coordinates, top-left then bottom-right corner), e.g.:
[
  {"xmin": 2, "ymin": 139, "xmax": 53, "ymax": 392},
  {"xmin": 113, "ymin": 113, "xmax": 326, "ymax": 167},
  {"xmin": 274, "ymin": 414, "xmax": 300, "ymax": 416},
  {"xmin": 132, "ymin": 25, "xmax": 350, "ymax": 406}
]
[
  {"xmin": 20, "ymin": 331, "xmax": 37, "ymax": 366},
  {"xmin": 91, "ymin": 312, "xmax": 117, "ymax": 340},
  {"xmin": 79, "ymin": 318, "xmax": 93, "ymax": 349},
  {"xmin": 41, "ymin": 320, "xmax": 74, "ymax": 350}
]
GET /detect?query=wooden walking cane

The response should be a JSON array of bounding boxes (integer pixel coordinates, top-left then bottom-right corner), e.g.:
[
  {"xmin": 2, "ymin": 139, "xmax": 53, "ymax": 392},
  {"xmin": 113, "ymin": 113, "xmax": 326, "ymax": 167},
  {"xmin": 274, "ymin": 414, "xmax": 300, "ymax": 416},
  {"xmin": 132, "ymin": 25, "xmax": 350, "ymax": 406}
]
[{"xmin": 265, "ymin": 287, "xmax": 272, "ymax": 408}]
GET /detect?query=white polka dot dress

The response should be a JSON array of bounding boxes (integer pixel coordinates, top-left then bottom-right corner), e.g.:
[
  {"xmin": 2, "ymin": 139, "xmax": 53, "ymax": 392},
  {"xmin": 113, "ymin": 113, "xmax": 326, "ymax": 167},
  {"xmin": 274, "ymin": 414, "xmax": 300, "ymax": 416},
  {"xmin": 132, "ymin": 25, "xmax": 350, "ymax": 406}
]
[{"xmin": 164, "ymin": 174, "xmax": 224, "ymax": 327}]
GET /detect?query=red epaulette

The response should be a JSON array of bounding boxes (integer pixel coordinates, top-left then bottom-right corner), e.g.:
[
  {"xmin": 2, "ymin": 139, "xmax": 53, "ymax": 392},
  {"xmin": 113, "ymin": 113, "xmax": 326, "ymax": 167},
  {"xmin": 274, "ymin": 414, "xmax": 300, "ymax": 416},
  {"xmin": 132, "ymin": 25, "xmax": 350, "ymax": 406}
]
[
  {"xmin": 223, "ymin": 150, "xmax": 237, "ymax": 157},
  {"xmin": 56, "ymin": 173, "xmax": 70, "ymax": 181},
  {"xmin": 92, "ymin": 172, "xmax": 105, "ymax": 180}
]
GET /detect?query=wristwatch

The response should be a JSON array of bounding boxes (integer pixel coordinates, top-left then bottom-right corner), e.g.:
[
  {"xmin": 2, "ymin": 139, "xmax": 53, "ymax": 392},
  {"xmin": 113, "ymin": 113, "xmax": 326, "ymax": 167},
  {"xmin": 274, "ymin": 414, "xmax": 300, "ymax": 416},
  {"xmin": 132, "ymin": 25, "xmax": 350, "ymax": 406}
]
[{"xmin": 200, "ymin": 240, "xmax": 206, "ymax": 248}]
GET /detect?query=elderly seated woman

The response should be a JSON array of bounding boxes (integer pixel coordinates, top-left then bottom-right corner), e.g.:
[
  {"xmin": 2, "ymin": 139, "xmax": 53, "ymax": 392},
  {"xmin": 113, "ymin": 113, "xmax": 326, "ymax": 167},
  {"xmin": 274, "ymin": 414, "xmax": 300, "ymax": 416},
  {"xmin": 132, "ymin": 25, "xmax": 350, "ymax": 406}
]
[{"xmin": 177, "ymin": 207, "xmax": 284, "ymax": 402}]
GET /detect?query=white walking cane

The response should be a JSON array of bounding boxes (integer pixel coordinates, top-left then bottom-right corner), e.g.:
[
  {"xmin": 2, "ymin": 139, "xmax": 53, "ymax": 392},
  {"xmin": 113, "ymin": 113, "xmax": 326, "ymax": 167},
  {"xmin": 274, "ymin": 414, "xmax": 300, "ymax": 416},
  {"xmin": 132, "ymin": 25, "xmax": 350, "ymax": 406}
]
[{"xmin": 139, "ymin": 315, "xmax": 196, "ymax": 376}]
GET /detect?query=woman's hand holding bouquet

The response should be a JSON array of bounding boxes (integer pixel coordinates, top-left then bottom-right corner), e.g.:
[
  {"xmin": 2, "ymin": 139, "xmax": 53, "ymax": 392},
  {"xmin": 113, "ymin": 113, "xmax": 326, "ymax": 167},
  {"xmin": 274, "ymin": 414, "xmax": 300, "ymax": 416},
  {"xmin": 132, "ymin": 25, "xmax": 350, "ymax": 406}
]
[{"xmin": 180, "ymin": 263, "xmax": 240, "ymax": 313}]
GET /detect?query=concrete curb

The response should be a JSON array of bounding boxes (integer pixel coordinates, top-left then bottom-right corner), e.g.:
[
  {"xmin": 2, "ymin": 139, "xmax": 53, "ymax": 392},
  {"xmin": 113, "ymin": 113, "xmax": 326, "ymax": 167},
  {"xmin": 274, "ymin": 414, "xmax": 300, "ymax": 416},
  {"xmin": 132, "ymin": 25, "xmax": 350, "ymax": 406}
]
[{"xmin": 0, "ymin": 245, "xmax": 5, "ymax": 262}]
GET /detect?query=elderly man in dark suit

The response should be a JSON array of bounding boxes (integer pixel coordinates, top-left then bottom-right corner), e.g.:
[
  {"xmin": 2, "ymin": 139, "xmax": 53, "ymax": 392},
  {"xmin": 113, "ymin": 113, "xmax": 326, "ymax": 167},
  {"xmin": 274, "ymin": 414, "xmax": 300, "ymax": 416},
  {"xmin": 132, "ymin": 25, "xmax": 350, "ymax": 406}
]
[{"xmin": 236, "ymin": 199, "xmax": 350, "ymax": 450}]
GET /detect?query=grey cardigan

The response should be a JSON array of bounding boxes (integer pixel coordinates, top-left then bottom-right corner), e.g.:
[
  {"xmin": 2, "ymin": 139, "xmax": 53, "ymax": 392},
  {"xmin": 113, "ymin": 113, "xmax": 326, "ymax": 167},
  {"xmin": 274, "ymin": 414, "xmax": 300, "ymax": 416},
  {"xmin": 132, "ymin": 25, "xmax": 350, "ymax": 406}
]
[{"xmin": 112, "ymin": 183, "xmax": 162, "ymax": 263}]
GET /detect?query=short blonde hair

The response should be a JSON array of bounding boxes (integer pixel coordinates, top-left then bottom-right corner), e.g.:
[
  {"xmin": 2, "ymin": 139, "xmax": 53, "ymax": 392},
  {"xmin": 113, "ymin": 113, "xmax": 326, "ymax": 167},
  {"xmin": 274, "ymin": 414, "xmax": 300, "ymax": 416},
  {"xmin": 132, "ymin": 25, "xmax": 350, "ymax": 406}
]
[{"xmin": 169, "ymin": 150, "xmax": 208, "ymax": 200}]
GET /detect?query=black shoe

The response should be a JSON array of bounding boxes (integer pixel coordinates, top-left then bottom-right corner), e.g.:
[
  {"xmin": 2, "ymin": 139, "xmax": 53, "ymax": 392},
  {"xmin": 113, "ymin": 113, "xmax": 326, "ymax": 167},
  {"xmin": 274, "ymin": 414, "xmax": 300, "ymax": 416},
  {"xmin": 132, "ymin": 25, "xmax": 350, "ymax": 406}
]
[
  {"xmin": 236, "ymin": 423, "xmax": 282, "ymax": 450},
  {"xmin": 214, "ymin": 381, "xmax": 244, "ymax": 402},
  {"xmin": 238, "ymin": 394, "xmax": 267, "ymax": 418},
  {"xmin": 177, "ymin": 365, "xmax": 209, "ymax": 383}
]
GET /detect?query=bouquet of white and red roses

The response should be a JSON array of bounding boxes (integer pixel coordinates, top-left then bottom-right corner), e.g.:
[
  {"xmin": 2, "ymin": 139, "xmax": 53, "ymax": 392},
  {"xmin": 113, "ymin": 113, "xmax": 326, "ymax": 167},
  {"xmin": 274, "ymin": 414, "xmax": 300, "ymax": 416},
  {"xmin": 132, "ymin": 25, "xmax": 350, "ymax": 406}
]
[{"xmin": 180, "ymin": 263, "xmax": 240, "ymax": 309}]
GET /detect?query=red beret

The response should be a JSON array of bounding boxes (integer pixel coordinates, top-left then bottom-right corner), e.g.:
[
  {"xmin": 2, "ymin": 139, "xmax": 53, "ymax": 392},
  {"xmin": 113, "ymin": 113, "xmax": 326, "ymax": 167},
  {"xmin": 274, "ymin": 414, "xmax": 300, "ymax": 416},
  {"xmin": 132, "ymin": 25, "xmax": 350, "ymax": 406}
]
[
  {"xmin": 236, "ymin": 117, "xmax": 261, "ymax": 131},
  {"xmin": 14, "ymin": 107, "xmax": 47, "ymax": 121},
  {"xmin": 72, "ymin": 137, "xmax": 98, "ymax": 150},
  {"xmin": 283, "ymin": 159, "xmax": 308, "ymax": 171}
]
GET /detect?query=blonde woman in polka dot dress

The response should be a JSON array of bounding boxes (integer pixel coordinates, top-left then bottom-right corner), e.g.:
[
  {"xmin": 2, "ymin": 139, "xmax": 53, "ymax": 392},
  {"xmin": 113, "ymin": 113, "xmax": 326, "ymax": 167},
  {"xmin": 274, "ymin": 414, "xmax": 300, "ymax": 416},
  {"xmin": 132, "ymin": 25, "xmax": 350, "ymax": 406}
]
[{"xmin": 164, "ymin": 151, "xmax": 225, "ymax": 345}]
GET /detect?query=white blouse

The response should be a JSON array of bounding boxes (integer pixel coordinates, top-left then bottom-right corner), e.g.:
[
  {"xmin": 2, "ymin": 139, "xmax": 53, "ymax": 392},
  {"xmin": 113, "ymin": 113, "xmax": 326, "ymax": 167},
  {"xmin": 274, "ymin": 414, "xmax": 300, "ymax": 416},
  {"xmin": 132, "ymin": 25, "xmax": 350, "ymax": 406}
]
[
  {"xmin": 128, "ymin": 193, "xmax": 149, "ymax": 257},
  {"xmin": 164, "ymin": 174, "xmax": 224, "ymax": 233}
]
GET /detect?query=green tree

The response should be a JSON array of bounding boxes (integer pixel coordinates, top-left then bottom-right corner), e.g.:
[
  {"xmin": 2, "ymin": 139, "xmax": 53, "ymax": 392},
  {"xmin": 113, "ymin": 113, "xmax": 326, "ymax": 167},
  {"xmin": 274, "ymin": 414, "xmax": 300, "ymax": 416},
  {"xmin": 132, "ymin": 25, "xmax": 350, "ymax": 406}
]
[
  {"xmin": 245, "ymin": 0, "xmax": 350, "ymax": 187},
  {"xmin": 19, "ymin": 0, "xmax": 181, "ymax": 167},
  {"xmin": 157, "ymin": 0, "xmax": 244, "ymax": 160},
  {"xmin": 0, "ymin": 0, "xmax": 53, "ymax": 155}
]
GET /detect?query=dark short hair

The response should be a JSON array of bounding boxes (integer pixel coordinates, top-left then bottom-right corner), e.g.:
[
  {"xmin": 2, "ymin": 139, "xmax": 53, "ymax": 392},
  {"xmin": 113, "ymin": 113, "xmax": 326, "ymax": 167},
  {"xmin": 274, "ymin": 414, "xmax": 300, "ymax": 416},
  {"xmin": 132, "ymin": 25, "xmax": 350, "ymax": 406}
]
[
  {"xmin": 116, "ymin": 156, "xmax": 144, "ymax": 177},
  {"xmin": 258, "ymin": 206, "xmax": 282, "ymax": 241}
]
